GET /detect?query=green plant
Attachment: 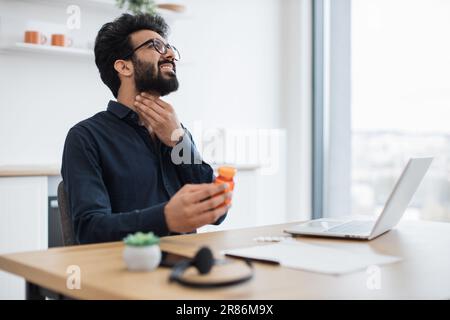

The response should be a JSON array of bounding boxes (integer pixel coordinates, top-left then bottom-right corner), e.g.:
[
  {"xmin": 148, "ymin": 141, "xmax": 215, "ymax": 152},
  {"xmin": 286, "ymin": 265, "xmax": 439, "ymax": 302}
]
[
  {"xmin": 116, "ymin": 0, "xmax": 157, "ymax": 15},
  {"xmin": 123, "ymin": 232, "xmax": 160, "ymax": 246}
]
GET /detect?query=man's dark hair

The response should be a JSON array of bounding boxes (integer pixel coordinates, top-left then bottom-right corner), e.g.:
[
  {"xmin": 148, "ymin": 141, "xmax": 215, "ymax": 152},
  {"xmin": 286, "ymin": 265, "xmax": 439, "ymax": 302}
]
[{"xmin": 94, "ymin": 13, "xmax": 169, "ymax": 98}]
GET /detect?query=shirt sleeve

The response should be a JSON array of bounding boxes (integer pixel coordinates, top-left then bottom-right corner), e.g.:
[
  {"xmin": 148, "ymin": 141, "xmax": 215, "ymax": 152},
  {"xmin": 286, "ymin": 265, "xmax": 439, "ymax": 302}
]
[
  {"xmin": 169, "ymin": 127, "xmax": 215, "ymax": 184},
  {"xmin": 61, "ymin": 126, "xmax": 170, "ymax": 244},
  {"xmin": 168, "ymin": 127, "xmax": 227, "ymax": 226}
]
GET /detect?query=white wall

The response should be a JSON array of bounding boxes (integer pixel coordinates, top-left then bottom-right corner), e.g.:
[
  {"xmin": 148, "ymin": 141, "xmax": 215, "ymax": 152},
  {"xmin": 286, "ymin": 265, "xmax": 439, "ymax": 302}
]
[
  {"xmin": 0, "ymin": 0, "xmax": 312, "ymax": 227},
  {"xmin": 0, "ymin": 0, "xmax": 283, "ymax": 165},
  {"xmin": 168, "ymin": 0, "xmax": 283, "ymax": 130},
  {"xmin": 0, "ymin": 0, "xmax": 113, "ymax": 165}
]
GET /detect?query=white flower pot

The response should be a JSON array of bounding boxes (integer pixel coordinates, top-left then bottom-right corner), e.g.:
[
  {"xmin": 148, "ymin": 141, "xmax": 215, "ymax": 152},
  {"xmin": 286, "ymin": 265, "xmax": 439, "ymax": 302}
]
[{"xmin": 123, "ymin": 244, "xmax": 161, "ymax": 271}]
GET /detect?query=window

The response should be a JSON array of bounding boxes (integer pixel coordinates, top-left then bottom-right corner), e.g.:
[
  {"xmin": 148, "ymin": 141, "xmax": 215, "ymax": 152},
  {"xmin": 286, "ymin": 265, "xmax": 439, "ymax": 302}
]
[
  {"xmin": 317, "ymin": 0, "xmax": 450, "ymax": 222},
  {"xmin": 351, "ymin": 0, "xmax": 450, "ymax": 222}
]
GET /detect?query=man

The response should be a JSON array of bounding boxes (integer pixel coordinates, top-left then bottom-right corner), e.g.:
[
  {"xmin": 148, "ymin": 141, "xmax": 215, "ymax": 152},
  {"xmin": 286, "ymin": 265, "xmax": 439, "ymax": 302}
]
[{"xmin": 61, "ymin": 13, "xmax": 231, "ymax": 244}]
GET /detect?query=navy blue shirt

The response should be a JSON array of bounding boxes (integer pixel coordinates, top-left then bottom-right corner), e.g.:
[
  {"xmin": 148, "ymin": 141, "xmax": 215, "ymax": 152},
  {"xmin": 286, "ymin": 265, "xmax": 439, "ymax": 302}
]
[{"xmin": 61, "ymin": 100, "xmax": 225, "ymax": 244}]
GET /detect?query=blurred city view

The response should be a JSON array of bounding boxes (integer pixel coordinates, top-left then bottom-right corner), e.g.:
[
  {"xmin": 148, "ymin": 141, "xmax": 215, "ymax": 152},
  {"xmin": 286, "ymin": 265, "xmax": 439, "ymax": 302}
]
[
  {"xmin": 351, "ymin": 0, "xmax": 450, "ymax": 223},
  {"xmin": 352, "ymin": 130, "xmax": 450, "ymax": 222}
]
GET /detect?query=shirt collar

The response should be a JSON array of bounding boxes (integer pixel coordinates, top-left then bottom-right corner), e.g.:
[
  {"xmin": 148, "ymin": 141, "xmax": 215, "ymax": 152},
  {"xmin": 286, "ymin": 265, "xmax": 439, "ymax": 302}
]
[
  {"xmin": 107, "ymin": 100, "xmax": 134, "ymax": 120},
  {"xmin": 107, "ymin": 100, "xmax": 167, "ymax": 151}
]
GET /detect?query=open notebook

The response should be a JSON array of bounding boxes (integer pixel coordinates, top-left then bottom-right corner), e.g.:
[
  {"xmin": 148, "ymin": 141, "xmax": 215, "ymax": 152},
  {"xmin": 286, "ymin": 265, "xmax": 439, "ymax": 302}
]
[{"xmin": 222, "ymin": 240, "xmax": 401, "ymax": 275}]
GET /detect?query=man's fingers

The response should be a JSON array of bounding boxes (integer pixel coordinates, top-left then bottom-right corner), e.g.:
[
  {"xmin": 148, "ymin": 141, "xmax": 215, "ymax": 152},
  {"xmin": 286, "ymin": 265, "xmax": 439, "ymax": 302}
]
[
  {"xmin": 189, "ymin": 183, "xmax": 229, "ymax": 203},
  {"xmin": 134, "ymin": 96, "xmax": 166, "ymax": 114},
  {"xmin": 135, "ymin": 104, "xmax": 157, "ymax": 128},
  {"xmin": 145, "ymin": 106, "xmax": 165, "ymax": 124},
  {"xmin": 183, "ymin": 183, "xmax": 210, "ymax": 192},
  {"xmin": 141, "ymin": 92, "xmax": 172, "ymax": 111},
  {"xmin": 139, "ymin": 92, "xmax": 158, "ymax": 101},
  {"xmin": 136, "ymin": 95, "xmax": 167, "ymax": 116},
  {"xmin": 192, "ymin": 204, "xmax": 230, "ymax": 228},
  {"xmin": 180, "ymin": 184, "xmax": 194, "ymax": 192},
  {"xmin": 180, "ymin": 183, "xmax": 213, "ymax": 194},
  {"xmin": 195, "ymin": 192, "xmax": 231, "ymax": 212},
  {"xmin": 135, "ymin": 101, "xmax": 164, "ymax": 123},
  {"xmin": 155, "ymin": 98, "xmax": 173, "ymax": 111},
  {"xmin": 179, "ymin": 183, "xmax": 210, "ymax": 193},
  {"xmin": 140, "ymin": 92, "xmax": 157, "ymax": 102},
  {"xmin": 139, "ymin": 93, "xmax": 168, "ymax": 114}
]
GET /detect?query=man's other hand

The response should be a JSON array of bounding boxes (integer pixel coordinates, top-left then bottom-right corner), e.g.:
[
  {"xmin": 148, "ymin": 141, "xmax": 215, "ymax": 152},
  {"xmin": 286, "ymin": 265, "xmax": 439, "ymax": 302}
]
[{"xmin": 164, "ymin": 183, "xmax": 232, "ymax": 233}]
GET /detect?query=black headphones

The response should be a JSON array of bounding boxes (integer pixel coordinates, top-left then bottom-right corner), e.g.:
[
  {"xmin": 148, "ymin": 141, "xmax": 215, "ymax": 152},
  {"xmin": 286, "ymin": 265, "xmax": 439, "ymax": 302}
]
[{"xmin": 169, "ymin": 246, "xmax": 254, "ymax": 288}]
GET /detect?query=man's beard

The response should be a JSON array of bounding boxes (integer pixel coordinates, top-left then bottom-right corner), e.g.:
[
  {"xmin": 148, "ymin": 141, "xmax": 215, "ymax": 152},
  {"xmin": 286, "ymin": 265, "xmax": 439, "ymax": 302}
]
[{"xmin": 133, "ymin": 57, "xmax": 179, "ymax": 96}]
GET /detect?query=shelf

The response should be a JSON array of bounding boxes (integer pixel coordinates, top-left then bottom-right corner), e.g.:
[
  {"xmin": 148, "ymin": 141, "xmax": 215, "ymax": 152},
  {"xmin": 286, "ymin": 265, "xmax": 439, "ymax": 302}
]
[
  {"xmin": 9, "ymin": 0, "xmax": 121, "ymax": 11},
  {"xmin": 10, "ymin": 0, "xmax": 188, "ymax": 16},
  {"xmin": 0, "ymin": 42, "xmax": 94, "ymax": 58},
  {"xmin": 0, "ymin": 42, "xmax": 195, "ymax": 66}
]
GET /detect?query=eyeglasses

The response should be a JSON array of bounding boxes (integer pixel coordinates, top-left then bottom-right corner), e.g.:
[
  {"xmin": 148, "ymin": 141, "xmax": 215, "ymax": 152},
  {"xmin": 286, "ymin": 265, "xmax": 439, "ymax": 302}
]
[{"xmin": 123, "ymin": 38, "xmax": 180, "ymax": 61}]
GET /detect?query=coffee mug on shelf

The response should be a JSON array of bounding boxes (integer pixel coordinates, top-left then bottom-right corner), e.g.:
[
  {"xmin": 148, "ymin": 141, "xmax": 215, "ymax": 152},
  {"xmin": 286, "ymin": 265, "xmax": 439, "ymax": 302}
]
[
  {"xmin": 51, "ymin": 34, "xmax": 73, "ymax": 47},
  {"xmin": 24, "ymin": 30, "xmax": 47, "ymax": 45}
]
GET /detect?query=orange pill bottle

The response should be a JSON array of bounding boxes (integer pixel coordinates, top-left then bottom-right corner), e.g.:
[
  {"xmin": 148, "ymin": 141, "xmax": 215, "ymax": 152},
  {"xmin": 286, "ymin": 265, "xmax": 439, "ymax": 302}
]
[{"xmin": 214, "ymin": 166, "xmax": 237, "ymax": 205}]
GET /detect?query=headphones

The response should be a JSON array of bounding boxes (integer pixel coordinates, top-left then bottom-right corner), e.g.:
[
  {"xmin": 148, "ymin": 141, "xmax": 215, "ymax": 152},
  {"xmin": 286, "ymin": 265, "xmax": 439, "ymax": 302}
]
[{"xmin": 169, "ymin": 246, "xmax": 254, "ymax": 288}]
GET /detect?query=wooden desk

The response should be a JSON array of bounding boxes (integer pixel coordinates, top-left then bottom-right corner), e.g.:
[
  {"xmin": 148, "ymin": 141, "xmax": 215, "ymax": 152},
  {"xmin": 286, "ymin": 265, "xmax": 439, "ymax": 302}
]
[{"xmin": 0, "ymin": 220, "xmax": 449, "ymax": 299}]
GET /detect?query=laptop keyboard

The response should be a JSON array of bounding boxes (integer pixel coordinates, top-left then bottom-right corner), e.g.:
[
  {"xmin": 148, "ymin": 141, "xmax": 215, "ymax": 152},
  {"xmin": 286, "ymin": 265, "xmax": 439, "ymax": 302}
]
[{"xmin": 327, "ymin": 220, "xmax": 374, "ymax": 234}]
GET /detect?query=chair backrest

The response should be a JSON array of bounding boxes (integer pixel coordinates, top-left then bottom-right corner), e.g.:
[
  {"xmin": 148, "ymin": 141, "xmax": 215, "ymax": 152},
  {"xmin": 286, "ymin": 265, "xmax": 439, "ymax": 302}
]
[{"xmin": 57, "ymin": 181, "xmax": 77, "ymax": 246}]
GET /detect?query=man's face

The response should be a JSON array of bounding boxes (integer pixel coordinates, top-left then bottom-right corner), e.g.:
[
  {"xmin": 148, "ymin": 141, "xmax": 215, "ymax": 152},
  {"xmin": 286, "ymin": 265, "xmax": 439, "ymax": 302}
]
[{"xmin": 129, "ymin": 30, "xmax": 179, "ymax": 96}]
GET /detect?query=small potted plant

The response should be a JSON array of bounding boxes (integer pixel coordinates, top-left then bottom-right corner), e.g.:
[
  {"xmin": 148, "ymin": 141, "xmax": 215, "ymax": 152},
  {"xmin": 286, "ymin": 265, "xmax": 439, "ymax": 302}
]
[{"xmin": 123, "ymin": 232, "xmax": 161, "ymax": 271}]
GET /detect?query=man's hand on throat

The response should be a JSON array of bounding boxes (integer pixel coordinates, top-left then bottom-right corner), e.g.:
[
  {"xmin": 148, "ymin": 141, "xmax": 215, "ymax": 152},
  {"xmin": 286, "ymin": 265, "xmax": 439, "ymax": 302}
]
[{"xmin": 134, "ymin": 92, "xmax": 183, "ymax": 147}]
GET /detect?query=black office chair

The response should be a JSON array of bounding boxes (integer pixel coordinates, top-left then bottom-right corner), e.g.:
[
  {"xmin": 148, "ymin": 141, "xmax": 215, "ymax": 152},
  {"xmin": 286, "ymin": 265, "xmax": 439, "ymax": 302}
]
[
  {"xmin": 57, "ymin": 181, "xmax": 77, "ymax": 246},
  {"xmin": 31, "ymin": 181, "xmax": 78, "ymax": 300}
]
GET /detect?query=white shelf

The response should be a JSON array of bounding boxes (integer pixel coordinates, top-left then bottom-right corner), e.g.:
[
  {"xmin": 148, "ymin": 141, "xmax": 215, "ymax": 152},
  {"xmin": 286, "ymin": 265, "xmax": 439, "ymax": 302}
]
[
  {"xmin": 0, "ymin": 42, "xmax": 195, "ymax": 66},
  {"xmin": 10, "ymin": 0, "xmax": 188, "ymax": 16},
  {"xmin": 0, "ymin": 42, "xmax": 94, "ymax": 58},
  {"xmin": 10, "ymin": 0, "xmax": 121, "ymax": 11}
]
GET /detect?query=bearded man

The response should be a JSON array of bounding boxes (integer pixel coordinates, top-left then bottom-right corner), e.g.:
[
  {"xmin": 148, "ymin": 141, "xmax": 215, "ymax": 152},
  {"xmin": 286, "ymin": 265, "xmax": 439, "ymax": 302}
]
[{"xmin": 61, "ymin": 13, "xmax": 230, "ymax": 244}]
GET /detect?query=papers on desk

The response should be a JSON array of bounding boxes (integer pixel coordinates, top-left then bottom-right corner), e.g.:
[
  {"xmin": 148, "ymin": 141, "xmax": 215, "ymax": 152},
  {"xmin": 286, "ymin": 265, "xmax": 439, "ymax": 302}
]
[{"xmin": 222, "ymin": 240, "xmax": 401, "ymax": 275}]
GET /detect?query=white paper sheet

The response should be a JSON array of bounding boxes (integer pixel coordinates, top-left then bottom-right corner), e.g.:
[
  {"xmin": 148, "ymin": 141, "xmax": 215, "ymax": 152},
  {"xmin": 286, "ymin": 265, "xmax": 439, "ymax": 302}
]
[{"xmin": 222, "ymin": 240, "xmax": 402, "ymax": 275}]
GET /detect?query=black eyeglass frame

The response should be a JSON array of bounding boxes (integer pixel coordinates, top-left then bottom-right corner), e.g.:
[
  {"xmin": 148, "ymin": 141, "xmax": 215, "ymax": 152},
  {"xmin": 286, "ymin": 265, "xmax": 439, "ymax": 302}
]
[{"xmin": 123, "ymin": 38, "xmax": 180, "ymax": 61}]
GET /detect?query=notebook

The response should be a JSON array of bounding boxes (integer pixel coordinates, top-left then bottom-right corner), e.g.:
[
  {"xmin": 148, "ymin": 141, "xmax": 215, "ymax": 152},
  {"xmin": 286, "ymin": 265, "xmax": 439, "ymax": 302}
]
[{"xmin": 222, "ymin": 240, "xmax": 401, "ymax": 275}]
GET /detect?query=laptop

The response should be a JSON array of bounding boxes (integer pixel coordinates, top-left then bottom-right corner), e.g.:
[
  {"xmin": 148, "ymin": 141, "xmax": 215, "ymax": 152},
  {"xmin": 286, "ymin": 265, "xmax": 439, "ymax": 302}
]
[{"xmin": 285, "ymin": 157, "xmax": 433, "ymax": 240}]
